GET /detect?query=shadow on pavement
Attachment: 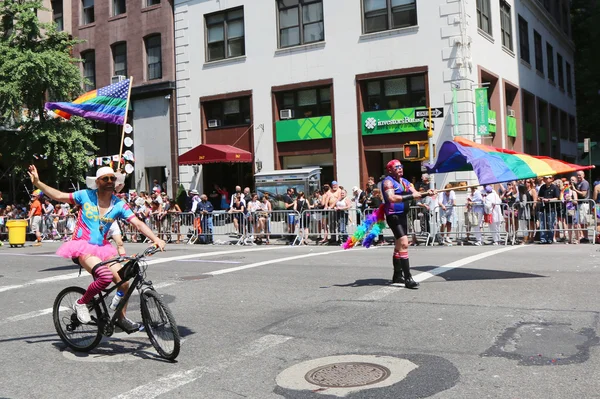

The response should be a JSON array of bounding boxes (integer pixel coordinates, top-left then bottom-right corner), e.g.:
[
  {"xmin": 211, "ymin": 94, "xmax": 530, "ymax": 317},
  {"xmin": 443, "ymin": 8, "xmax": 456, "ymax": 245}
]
[
  {"xmin": 39, "ymin": 264, "xmax": 80, "ymax": 272},
  {"xmin": 412, "ymin": 266, "xmax": 547, "ymax": 281},
  {"xmin": 333, "ymin": 279, "xmax": 391, "ymax": 287}
]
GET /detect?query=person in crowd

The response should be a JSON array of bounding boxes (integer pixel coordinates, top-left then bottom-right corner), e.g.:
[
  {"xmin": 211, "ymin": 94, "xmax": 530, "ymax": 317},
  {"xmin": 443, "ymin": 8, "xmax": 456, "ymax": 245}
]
[
  {"xmin": 324, "ymin": 181, "xmax": 342, "ymax": 244},
  {"xmin": 573, "ymin": 171, "xmax": 590, "ymax": 243},
  {"xmin": 194, "ymin": 194, "xmax": 214, "ymax": 244},
  {"xmin": 28, "ymin": 189, "xmax": 44, "ymax": 246},
  {"xmin": 563, "ymin": 184, "xmax": 579, "ymax": 245},
  {"xmin": 366, "ymin": 176, "xmax": 376, "ymax": 193},
  {"xmin": 152, "ymin": 179, "xmax": 161, "ymax": 192},
  {"xmin": 229, "ymin": 186, "xmax": 242, "ymax": 209},
  {"xmin": 228, "ymin": 194, "xmax": 245, "ymax": 236},
  {"xmin": 367, "ymin": 188, "xmax": 386, "ymax": 245},
  {"xmin": 294, "ymin": 191, "xmax": 312, "ymax": 245},
  {"xmin": 246, "ymin": 193, "xmax": 263, "ymax": 243},
  {"xmin": 538, "ymin": 176, "xmax": 560, "ymax": 244},
  {"xmin": 522, "ymin": 179, "xmax": 538, "ymax": 244},
  {"xmin": 438, "ymin": 184, "xmax": 456, "ymax": 244},
  {"xmin": 483, "ymin": 185, "xmax": 502, "ymax": 245},
  {"xmin": 382, "ymin": 159, "xmax": 434, "ymax": 288},
  {"xmin": 411, "ymin": 187, "xmax": 434, "ymax": 246},
  {"xmin": 259, "ymin": 193, "xmax": 272, "ymax": 244},
  {"xmin": 283, "ymin": 187, "xmax": 297, "ymax": 243},
  {"xmin": 352, "ymin": 186, "xmax": 367, "ymax": 225},
  {"xmin": 166, "ymin": 197, "xmax": 183, "ymax": 244},
  {"xmin": 310, "ymin": 190, "xmax": 323, "ymax": 241},
  {"xmin": 466, "ymin": 186, "xmax": 484, "ymax": 246},
  {"xmin": 501, "ymin": 181, "xmax": 518, "ymax": 243},
  {"xmin": 334, "ymin": 189, "xmax": 351, "ymax": 244},
  {"xmin": 318, "ymin": 184, "xmax": 331, "ymax": 244},
  {"xmin": 243, "ymin": 187, "xmax": 252, "ymax": 204}
]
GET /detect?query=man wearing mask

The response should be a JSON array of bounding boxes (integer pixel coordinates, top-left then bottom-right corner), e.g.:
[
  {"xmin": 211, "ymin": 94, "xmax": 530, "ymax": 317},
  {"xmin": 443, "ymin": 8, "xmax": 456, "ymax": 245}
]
[{"xmin": 193, "ymin": 194, "xmax": 214, "ymax": 244}]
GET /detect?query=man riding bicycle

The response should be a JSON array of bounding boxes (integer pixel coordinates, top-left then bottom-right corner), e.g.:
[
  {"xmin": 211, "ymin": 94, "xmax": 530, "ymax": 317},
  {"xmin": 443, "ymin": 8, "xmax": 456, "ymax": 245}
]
[{"xmin": 28, "ymin": 165, "xmax": 166, "ymax": 332}]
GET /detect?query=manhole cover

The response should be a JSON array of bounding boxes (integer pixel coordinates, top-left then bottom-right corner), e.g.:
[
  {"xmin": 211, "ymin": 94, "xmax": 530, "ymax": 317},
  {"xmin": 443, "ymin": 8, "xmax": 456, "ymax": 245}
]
[
  {"xmin": 305, "ymin": 362, "xmax": 391, "ymax": 388},
  {"xmin": 180, "ymin": 275, "xmax": 212, "ymax": 281}
]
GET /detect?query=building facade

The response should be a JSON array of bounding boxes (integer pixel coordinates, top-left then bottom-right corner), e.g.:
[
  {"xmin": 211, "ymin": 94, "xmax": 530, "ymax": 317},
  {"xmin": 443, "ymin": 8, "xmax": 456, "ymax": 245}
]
[
  {"xmin": 69, "ymin": 0, "xmax": 178, "ymax": 194},
  {"xmin": 174, "ymin": 0, "xmax": 576, "ymax": 194}
]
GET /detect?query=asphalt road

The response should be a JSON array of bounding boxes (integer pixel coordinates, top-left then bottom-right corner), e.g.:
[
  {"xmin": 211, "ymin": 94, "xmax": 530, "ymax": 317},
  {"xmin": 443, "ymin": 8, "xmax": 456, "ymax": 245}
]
[{"xmin": 0, "ymin": 241, "xmax": 599, "ymax": 399}]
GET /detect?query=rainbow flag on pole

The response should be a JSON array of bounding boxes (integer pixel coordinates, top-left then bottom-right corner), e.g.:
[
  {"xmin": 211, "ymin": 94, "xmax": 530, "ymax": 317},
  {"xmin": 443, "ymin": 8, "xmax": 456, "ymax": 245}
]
[
  {"xmin": 426, "ymin": 137, "xmax": 593, "ymax": 185},
  {"xmin": 45, "ymin": 79, "xmax": 130, "ymax": 125}
]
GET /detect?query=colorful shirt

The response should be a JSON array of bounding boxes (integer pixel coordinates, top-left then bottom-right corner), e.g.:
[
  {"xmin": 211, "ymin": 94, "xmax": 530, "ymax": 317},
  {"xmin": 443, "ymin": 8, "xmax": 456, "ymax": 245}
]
[
  {"xmin": 382, "ymin": 176, "xmax": 411, "ymax": 215},
  {"xmin": 69, "ymin": 189, "xmax": 135, "ymax": 246}
]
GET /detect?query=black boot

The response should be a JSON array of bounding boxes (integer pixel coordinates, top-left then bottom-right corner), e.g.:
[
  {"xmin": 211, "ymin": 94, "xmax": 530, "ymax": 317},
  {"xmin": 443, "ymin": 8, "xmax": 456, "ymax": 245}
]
[
  {"xmin": 392, "ymin": 256, "xmax": 405, "ymax": 285},
  {"xmin": 401, "ymin": 258, "xmax": 419, "ymax": 289}
]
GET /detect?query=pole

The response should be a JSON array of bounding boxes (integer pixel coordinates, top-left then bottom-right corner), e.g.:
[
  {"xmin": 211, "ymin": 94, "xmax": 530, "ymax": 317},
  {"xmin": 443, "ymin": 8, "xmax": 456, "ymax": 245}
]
[
  {"xmin": 428, "ymin": 107, "xmax": 434, "ymax": 191},
  {"xmin": 117, "ymin": 76, "xmax": 134, "ymax": 171}
]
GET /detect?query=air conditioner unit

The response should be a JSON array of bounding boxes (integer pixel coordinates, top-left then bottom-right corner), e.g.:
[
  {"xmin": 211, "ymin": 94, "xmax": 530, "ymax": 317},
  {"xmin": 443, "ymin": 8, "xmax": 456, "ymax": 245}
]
[
  {"xmin": 111, "ymin": 75, "xmax": 127, "ymax": 84},
  {"xmin": 280, "ymin": 109, "xmax": 294, "ymax": 120},
  {"xmin": 508, "ymin": 109, "xmax": 516, "ymax": 117},
  {"xmin": 208, "ymin": 119, "xmax": 221, "ymax": 128}
]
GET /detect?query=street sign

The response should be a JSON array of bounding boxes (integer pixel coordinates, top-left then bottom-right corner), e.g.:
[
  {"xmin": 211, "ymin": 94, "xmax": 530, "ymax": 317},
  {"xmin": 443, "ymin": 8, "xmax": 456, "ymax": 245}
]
[
  {"xmin": 423, "ymin": 119, "xmax": 435, "ymax": 130},
  {"xmin": 415, "ymin": 108, "xmax": 444, "ymax": 118}
]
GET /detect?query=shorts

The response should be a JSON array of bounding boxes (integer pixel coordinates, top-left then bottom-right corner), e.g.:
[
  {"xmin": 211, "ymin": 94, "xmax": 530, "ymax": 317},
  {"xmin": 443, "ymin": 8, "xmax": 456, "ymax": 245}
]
[
  {"xmin": 579, "ymin": 203, "xmax": 590, "ymax": 224},
  {"xmin": 440, "ymin": 210, "xmax": 453, "ymax": 225},
  {"xmin": 386, "ymin": 213, "xmax": 408, "ymax": 240},
  {"xmin": 287, "ymin": 213, "xmax": 296, "ymax": 225},
  {"xmin": 30, "ymin": 215, "xmax": 42, "ymax": 234}
]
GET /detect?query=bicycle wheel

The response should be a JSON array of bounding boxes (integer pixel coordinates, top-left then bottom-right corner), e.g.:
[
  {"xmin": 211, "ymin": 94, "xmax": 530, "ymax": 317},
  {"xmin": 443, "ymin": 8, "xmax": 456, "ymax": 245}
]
[
  {"xmin": 140, "ymin": 289, "xmax": 181, "ymax": 361},
  {"xmin": 53, "ymin": 286, "xmax": 103, "ymax": 352}
]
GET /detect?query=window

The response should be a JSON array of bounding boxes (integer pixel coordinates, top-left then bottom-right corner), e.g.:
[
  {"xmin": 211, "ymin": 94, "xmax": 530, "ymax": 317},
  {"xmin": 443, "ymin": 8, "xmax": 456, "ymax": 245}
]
[
  {"xmin": 205, "ymin": 7, "xmax": 245, "ymax": 62},
  {"xmin": 500, "ymin": 1, "xmax": 513, "ymax": 51},
  {"xmin": 145, "ymin": 35, "xmax": 162, "ymax": 80},
  {"xmin": 113, "ymin": 0, "xmax": 126, "ymax": 16},
  {"xmin": 566, "ymin": 62, "xmax": 572, "ymax": 95},
  {"xmin": 534, "ymin": 30, "xmax": 543, "ymax": 74},
  {"xmin": 546, "ymin": 42, "xmax": 554, "ymax": 82},
  {"xmin": 365, "ymin": 74, "xmax": 426, "ymax": 111},
  {"xmin": 82, "ymin": 51, "xmax": 96, "ymax": 91},
  {"xmin": 145, "ymin": 0, "xmax": 160, "ymax": 6},
  {"xmin": 52, "ymin": 0, "xmax": 63, "ymax": 31},
  {"xmin": 518, "ymin": 16, "xmax": 529, "ymax": 63},
  {"xmin": 112, "ymin": 43, "xmax": 127, "ymax": 77},
  {"xmin": 277, "ymin": 87, "xmax": 331, "ymax": 119},
  {"xmin": 277, "ymin": 0, "xmax": 324, "ymax": 48},
  {"xmin": 204, "ymin": 97, "xmax": 251, "ymax": 127},
  {"xmin": 362, "ymin": 0, "xmax": 417, "ymax": 34},
  {"xmin": 81, "ymin": 0, "xmax": 94, "ymax": 25},
  {"xmin": 476, "ymin": 0, "xmax": 492, "ymax": 35},
  {"xmin": 557, "ymin": 53, "xmax": 564, "ymax": 89}
]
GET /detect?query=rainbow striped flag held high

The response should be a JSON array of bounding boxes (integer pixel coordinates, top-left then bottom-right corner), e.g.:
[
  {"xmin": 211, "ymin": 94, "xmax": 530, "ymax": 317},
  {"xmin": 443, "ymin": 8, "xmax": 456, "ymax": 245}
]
[{"xmin": 45, "ymin": 79, "xmax": 130, "ymax": 125}]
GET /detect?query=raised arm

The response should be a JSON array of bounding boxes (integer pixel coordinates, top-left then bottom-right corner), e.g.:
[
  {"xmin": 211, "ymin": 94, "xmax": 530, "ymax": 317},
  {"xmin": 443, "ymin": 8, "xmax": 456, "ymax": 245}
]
[{"xmin": 27, "ymin": 165, "xmax": 72, "ymax": 203}]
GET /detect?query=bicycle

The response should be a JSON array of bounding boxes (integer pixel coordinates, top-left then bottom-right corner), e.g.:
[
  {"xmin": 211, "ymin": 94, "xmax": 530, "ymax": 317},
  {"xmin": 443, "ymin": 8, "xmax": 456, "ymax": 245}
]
[{"xmin": 52, "ymin": 246, "xmax": 181, "ymax": 361}]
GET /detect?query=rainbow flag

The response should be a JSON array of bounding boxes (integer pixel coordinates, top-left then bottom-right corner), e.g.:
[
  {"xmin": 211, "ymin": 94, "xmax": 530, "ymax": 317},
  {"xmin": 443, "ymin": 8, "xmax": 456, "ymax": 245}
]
[
  {"xmin": 45, "ymin": 79, "xmax": 130, "ymax": 125},
  {"xmin": 426, "ymin": 137, "xmax": 593, "ymax": 185}
]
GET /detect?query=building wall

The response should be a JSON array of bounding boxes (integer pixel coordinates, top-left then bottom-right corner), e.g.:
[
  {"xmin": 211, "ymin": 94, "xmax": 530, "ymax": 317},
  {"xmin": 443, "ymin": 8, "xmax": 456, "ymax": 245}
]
[
  {"xmin": 69, "ymin": 0, "xmax": 178, "ymax": 194},
  {"xmin": 175, "ymin": 0, "xmax": 578, "ymax": 192}
]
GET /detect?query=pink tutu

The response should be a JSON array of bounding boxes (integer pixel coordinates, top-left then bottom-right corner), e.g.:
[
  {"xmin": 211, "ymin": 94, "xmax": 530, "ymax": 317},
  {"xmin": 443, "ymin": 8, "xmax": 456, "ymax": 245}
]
[{"xmin": 56, "ymin": 240, "xmax": 117, "ymax": 261}]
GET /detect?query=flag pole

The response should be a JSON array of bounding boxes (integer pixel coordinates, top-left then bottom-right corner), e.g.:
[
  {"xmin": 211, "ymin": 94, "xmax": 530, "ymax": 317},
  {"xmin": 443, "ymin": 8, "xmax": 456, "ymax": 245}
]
[{"xmin": 117, "ymin": 76, "xmax": 134, "ymax": 171}]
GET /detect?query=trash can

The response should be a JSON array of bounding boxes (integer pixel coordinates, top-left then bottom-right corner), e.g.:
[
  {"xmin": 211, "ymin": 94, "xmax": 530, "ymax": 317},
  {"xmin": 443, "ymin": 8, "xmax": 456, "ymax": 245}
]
[{"xmin": 6, "ymin": 219, "xmax": 28, "ymax": 247}]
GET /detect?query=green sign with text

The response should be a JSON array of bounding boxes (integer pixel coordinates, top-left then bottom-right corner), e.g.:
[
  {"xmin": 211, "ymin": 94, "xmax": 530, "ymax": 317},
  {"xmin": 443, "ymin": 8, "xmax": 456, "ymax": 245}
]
[
  {"xmin": 361, "ymin": 108, "xmax": 428, "ymax": 136},
  {"xmin": 275, "ymin": 116, "xmax": 332, "ymax": 143}
]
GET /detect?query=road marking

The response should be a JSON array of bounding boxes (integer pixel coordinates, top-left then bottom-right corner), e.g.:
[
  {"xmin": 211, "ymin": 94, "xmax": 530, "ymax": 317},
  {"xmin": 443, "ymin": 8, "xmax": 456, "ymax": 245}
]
[
  {"xmin": 204, "ymin": 248, "xmax": 348, "ymax": 275},
  {"xmin": 357, "ymin": 246, "xmax": 523, "ymax": 301},
  {"xmin": 0, "ymin": 246, "xmax": 289, "ymax": 294},
  {"xmin": 112, "ymin": 334, "xmax": 293, "ymax": 399},
  {"xmin": 0, "ymin": 253, "xmax": 59, "ymax": 258},
  {"xmin": 0, "ymin": 272, "xmax": 82, "ymax": 293}
]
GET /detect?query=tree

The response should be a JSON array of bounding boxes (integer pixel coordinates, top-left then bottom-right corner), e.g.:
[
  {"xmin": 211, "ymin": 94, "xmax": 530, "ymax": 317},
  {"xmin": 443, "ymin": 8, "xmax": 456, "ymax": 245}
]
[
  {"xmin": 572, "ymin": 0, "xmax": 600, "ymax": 143},
  {"xmin": 0, "ymin": 0, "xmax": 97, "ymax": 185}
]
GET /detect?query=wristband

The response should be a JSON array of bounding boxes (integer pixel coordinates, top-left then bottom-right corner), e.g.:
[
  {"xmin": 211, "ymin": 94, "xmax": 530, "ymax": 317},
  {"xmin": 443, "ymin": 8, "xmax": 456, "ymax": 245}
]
[{"xmin": 401, "ymin": 194, "xmax": 414, "ymax": 202}]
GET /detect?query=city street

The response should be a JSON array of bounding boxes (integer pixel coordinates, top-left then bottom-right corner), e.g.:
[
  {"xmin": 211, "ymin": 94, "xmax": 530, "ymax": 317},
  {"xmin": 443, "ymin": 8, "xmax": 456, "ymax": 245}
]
[{"xmin": 0, "ymin": 242, "xmax": 599, "ymax": 399}]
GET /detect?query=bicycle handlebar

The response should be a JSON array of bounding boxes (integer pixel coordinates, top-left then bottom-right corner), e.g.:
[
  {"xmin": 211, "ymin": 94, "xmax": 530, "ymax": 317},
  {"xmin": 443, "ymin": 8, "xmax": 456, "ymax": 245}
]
[{"xmin": 97, "ymin": 245, "xmax": 161, "ymax": 267}]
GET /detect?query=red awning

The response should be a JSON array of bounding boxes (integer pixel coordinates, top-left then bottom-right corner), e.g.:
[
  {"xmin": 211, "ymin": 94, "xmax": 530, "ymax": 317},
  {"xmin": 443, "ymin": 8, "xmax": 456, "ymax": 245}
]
[{"xmin": 178, "ymin": 144, "xmax": 252, "ymax": 165}]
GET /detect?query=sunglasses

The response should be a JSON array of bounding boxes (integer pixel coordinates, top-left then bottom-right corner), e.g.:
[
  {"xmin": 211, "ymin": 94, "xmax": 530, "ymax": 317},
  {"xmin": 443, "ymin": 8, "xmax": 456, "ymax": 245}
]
[
  {"xmin": 100, "ymin": 176, "xmax": 116, "ymax": 182},
  {"xmin": 394, "ymin": 165, "xmax": 403, "ymax": 170}
]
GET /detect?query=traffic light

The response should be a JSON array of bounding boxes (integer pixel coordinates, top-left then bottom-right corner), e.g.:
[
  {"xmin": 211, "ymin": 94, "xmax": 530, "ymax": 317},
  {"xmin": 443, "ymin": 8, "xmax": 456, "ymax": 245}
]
[{"xmin": 402, "ymin": 143, "xmax": 423, "ymax": 160}]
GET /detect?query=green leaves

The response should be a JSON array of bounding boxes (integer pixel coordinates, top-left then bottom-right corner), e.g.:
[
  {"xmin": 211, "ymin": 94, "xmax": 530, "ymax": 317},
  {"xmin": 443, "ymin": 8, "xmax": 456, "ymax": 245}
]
[{"xmin": 0, "ymin": 0, "xmax": 96, "ymax": 183}]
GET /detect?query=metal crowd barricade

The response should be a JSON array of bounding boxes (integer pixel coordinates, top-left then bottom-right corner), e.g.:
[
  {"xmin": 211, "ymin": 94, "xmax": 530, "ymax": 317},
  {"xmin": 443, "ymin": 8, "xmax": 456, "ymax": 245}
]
[
  {"xmin": 298, "ymin": 208, "xmax": 357, "ymax": 246},
  {"xmin": 511, "ymin": 199, "xmax": 597, "ymax": 245}
]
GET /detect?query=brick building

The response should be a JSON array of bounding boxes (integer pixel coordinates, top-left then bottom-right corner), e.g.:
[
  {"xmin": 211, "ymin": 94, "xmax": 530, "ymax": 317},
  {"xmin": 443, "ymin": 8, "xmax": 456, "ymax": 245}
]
[{"xmin": 68, "ymin": 0, "xmax": 178, "ymax": 194}]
